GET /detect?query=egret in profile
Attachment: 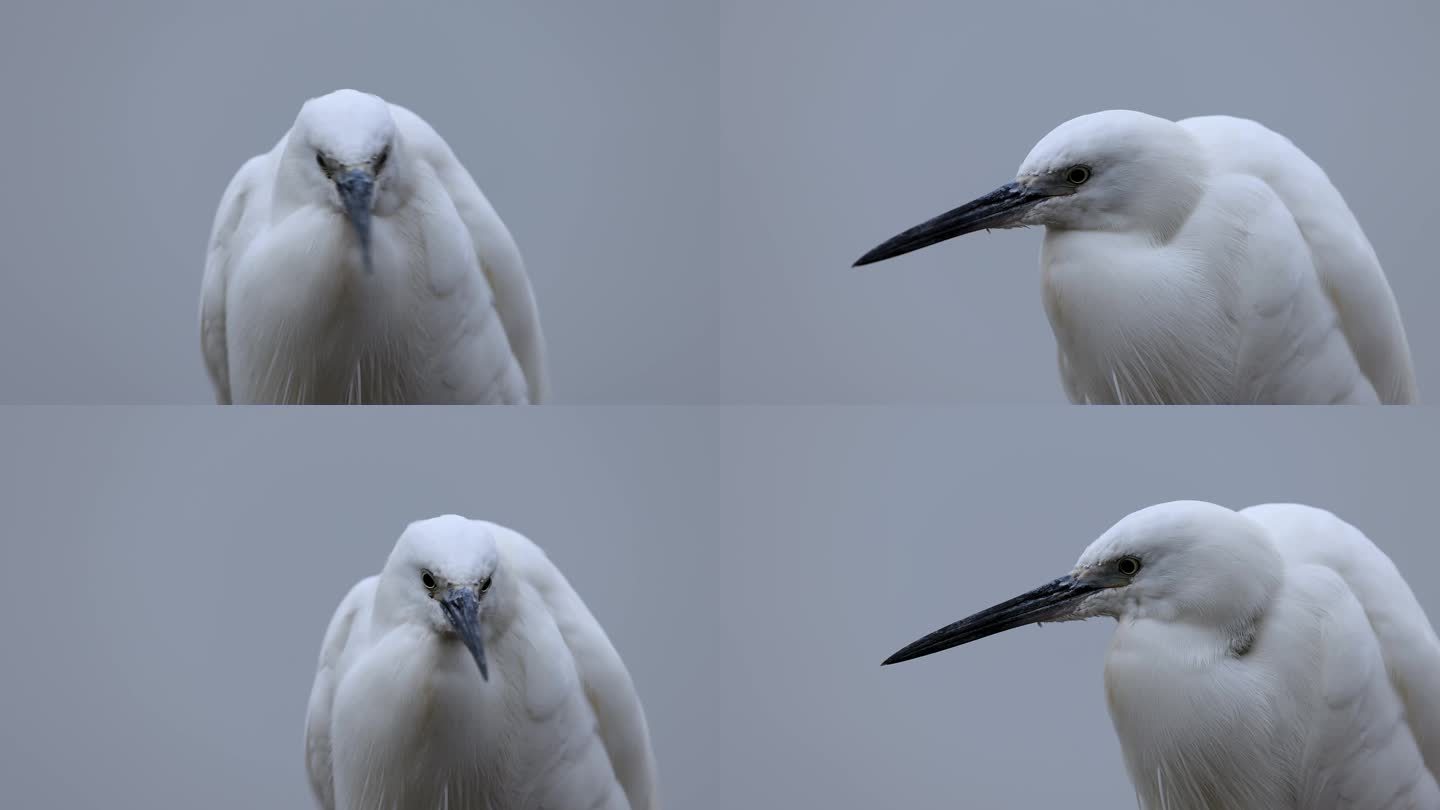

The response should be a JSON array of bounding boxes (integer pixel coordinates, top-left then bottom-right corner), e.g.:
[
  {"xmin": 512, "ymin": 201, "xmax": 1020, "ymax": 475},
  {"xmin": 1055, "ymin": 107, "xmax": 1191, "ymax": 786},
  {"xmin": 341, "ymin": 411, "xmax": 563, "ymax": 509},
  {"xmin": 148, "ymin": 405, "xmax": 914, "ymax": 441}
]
[
  {"xmin": 305, "ymin": 515, "xmax": 658, "ymax": 810},
  {"xmin": 200, "ymin": 89, "xmax": 548, "ymax": 404},
  {"xmin": 855, "ymin": 111, "xmax": 1418, "ymax": 404},
  {"xmin": 884, "ymin": 501, "xmax": 1440, "ymax": 809}
]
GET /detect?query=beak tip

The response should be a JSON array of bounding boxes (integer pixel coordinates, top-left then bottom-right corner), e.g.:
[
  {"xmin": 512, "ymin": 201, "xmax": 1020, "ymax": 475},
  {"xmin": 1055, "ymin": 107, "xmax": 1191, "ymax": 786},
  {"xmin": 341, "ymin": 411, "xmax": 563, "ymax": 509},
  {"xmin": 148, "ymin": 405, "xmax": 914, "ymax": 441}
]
[
  {"xmin": 881, "ymin": 650, "xmax": 909, "ymax": 667},
  {"xmin": 853, "ymin": 247, "xmax": 890, "ymax": 267}
]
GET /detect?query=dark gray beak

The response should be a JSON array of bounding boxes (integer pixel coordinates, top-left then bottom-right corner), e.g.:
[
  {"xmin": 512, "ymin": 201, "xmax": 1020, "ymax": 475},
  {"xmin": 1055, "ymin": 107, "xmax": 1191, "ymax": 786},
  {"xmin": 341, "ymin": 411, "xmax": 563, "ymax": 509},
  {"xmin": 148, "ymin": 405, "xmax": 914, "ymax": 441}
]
[
  {"xmin": 439, "ymin": 587, "xmax": 488, "ymax": 681},
  {"xmin": 335, "ymin": 168, "xmax": 375, "ymax": 273},
  {"xmin": 854, "ymin": 181, "xmax": 1047, "ymax": 267},
  {"xmin": 882, "ymin": 575, "xmax": 1097, "ymax": 666}
]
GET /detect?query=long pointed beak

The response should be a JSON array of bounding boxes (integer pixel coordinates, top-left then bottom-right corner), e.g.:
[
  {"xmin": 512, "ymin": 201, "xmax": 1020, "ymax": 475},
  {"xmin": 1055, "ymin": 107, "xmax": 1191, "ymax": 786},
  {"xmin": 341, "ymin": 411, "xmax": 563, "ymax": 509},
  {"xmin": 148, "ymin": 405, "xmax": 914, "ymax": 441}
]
[
  {"xmin": 335, "ymin": 168, "xmax": 375, "ymax": 274},
  {"xmin": 882, "ymin": 575, "xmax": 1097, "ymax": 666},
  {"xmin": 439, "ymin": 587, "xmax": 488, "ymax": 681},
  {"xmin": 853, "ymin": 181, "xmax": 1047, "ymax": 267}
]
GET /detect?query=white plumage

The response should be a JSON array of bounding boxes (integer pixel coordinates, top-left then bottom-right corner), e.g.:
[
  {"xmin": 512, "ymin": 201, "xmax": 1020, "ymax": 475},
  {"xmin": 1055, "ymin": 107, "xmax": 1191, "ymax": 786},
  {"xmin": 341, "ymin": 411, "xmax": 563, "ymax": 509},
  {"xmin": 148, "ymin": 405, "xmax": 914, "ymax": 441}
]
[
  {"xmin": 200, "ymin": 89, "xmax": 548, "ymax": 404},
  {"xmin": 885, "ymin": 500, "xmax": 1440, "ymax": 809},
  {"xmin": 305, "ymin": 515, "xmax": 658, "ymax": 810},
  {"xmin": 856, "ymin": 111, "xmax": 1418, "ymax": 404}
]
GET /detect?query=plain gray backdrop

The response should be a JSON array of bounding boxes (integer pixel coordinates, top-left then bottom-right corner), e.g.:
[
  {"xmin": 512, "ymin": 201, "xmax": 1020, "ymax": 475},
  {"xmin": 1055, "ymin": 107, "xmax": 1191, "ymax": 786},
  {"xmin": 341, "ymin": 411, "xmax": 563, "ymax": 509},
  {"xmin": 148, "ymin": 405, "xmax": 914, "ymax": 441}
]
[
  {"xmin": 4, "ymin": 0, "xmax": 1437, "ymax": 404},
  {"xmin": 0, "ymin": 0, "xmax": 721, "ymax": 403},
  {"xmin": 713, "ymin": 408, "xmax": 1440, "ymax": 806},
  {"xmin": 714, "ymin": 0, "xmax": 1440, "ymax": 403},
  {"xmin": 0, "ymin": 408, "xmax": 726, "ymax": 808},
  {"xmin": 1, "ymin": 407, "xmax": 1437, "ymax": 807}
]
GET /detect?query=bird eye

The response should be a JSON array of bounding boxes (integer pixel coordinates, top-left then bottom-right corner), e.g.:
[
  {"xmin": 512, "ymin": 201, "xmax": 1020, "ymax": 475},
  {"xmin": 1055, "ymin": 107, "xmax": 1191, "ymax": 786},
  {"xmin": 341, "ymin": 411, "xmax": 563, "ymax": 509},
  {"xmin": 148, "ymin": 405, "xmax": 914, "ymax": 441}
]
[
  {"xmin": 478, "ymin": 576, "xmax": 492, "ymax": 593},
  {"xmin": 1065, "ymin": 165, "xmax": 1091, "ymax": 185},
  {"xmin": 1116, "ymin": 556, "xmax": 1141, "ymax": 576},
  {"xmin": 421, "ymin": 570, "xmax": 437, "ymax": 590},
  {"xmin": 316, "ymin": 153, "xmax": 332, "ymax": 176},
  {"xmin": 374, "ymin": 147, "xmax": 390, "ymax": 172}
]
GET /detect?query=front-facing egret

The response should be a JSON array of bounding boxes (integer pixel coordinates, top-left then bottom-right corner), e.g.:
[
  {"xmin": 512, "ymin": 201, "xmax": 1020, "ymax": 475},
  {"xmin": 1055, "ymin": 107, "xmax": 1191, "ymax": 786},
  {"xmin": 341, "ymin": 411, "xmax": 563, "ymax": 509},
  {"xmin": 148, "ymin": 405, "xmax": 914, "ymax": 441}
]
[
  {"xmin": 305, "ymin": 516, "xmax": 659, "ymax": 810},
  {"xmin": 200, "ymin": 89, "xmax": 548, "ymax": 404},
  {"xmin": 855, "ymin": 111, "xmax": 1418, "ymax": 405},
  {"xmin": 884, "ymin": 501, "xmax": 1440, "ymax": 809}
]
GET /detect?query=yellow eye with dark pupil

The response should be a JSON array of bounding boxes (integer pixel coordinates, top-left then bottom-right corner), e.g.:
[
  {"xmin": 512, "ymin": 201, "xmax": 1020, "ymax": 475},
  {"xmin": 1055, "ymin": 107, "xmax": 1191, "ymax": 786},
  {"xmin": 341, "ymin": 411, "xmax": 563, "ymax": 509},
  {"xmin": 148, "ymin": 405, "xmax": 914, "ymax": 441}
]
[
  {"xmin": 1117, "ymin": 556, "xmax": 1141, "ymax": 576},
  {"xmin": 1066, "ymin": 166, "xmax": 1091, "ymax": 185},
  {"xmin": 421, "ymin": 570, "xmax": 436, "ymax": 590}
]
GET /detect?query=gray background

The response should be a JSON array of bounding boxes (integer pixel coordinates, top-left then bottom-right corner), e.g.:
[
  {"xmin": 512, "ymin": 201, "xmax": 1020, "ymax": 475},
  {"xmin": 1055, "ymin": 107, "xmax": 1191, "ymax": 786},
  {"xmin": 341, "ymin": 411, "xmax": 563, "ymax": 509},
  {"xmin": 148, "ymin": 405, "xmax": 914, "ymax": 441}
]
[
  {"xmin": 0, "ymin": 408, "xmax": 726, "ymax": 808},
  {"xmin": 714, "ymin": 0, "xmax": 1440, "ymax": 403},
  {"xmin": 5, "ymin": 1, "xmax": 1437, "ymax": 405},
  {"xmin": 1, "ymin": 407, "xmax": 1437, "ymax": 807},
  {"xmin": 0, "ymin": 0, "xmax": 720, "ymax": 404},
  {"xmin": 713, "ymin": 408, "xmax": 1440, "ymax": 806}
]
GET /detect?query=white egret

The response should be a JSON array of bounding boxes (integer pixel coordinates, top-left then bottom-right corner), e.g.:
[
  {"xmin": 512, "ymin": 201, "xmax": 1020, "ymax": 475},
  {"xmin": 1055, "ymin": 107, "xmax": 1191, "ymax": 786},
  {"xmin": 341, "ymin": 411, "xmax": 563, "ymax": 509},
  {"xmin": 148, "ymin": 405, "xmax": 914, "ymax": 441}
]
[
  {"xmin": 884, "ymin": 501, "xmax": 1440, "ymax": 809},
  {"xmin": 855, "ymin": 111, "xmax": 1418, "ymax": 405},
  {"xmin": 200, "ymin": 90, "xmax": 548, "ymax": 404},
  {"xmin": 305, "ymin": 515, "xmax": 658, "ymax": 810}
]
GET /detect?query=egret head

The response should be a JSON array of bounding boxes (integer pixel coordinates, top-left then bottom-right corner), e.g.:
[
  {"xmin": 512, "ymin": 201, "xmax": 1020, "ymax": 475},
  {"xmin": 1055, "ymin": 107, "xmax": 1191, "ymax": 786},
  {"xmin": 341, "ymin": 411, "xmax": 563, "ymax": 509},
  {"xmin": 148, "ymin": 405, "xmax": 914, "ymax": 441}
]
[
  {"xmin": 289, "ymin": 89, "xmax": 402, "ymax": 273},
  {"xmin": 379, "ymin": 515, "xmax": 504, "ymax": 681},
  {"xmin": 882, "ymin": 501, "xmax": 1283, "ymax": 667},
  {"xmin": 854, "ymin": 110, "xmax": 1208, "ymax": 267}
]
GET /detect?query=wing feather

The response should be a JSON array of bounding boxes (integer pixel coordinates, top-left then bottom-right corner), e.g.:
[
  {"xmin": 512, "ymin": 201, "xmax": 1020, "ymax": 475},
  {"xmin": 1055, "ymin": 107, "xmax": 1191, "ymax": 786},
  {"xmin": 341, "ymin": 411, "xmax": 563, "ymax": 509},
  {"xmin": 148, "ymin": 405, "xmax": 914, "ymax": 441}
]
[
  {"xmin": 304, "ymin": 576, "xmax": 377, "ymax": 810},
  {"xmin": 1181, "ymin": 116, "xmax": 1418, "ymax": 403},
  {"xmin": 1282, "ymin": 564, "xmax": 1438, "ymax": 808},
  {"xmin": 495, "ymin": 525, "xmax": 659, "ymax": 810},
  {"xmin": 1244, "ymin": 504, "xmax": 1440, "ymax": 786},
  {"xmin": 199, "ymin": 154, "xmax": 268, "ymax": 404},
  {"xmin": 388, "ymin": 104, "xmax": 550, "ymax": 403}
]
